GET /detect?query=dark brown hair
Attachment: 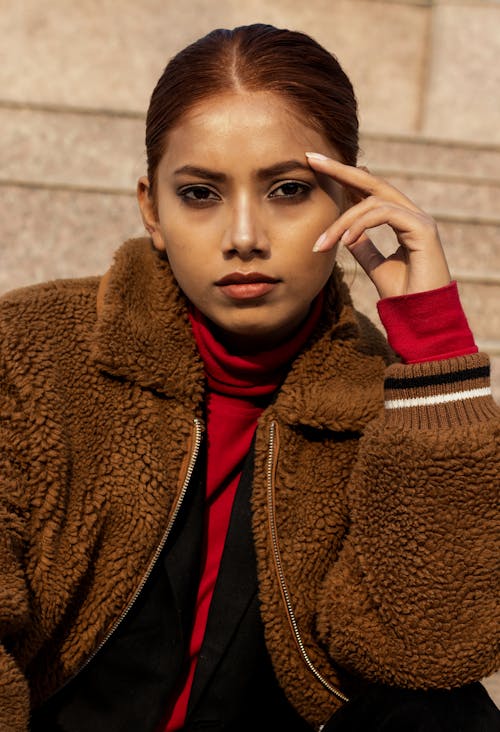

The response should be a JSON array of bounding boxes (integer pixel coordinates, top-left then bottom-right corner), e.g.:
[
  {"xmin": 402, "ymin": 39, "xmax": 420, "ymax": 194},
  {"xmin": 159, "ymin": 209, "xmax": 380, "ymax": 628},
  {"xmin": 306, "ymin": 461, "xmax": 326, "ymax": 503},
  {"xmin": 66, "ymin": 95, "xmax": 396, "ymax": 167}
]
[{"xmin": 146, "ymin": 24, "xmax": 358, "ymax": 199}]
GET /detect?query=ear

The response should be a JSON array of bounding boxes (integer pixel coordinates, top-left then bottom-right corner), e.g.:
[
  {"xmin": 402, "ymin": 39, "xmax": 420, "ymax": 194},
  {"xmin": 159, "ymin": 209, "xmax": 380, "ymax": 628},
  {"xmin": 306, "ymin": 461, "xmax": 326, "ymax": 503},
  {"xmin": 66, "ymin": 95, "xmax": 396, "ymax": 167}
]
[{"xmin": 136, "ymin": 176, "xmax": 166, "ymax": 252}]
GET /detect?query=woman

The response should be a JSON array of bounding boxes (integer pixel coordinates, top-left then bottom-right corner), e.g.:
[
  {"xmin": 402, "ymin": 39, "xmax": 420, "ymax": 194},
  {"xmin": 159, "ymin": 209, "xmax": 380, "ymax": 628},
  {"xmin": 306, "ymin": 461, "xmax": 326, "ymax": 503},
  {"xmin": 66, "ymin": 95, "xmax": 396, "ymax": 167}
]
[{"xmin": 1, "ymin": 24, "xmax": 498, "ymax": 732}]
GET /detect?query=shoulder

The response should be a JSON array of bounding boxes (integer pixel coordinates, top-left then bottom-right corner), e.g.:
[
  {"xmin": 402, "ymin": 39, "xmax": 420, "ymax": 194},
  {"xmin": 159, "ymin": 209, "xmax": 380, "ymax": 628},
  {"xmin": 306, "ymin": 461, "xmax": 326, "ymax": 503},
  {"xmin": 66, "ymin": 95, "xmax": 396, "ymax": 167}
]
[
  {"xmin": 0, "ymin": 276, "xmax": 101, "ymax": 373},
  {"xmin": 0, "ymin": 276, "xmax": 100, "ymax": 328},
  {"xmin": 0, "ymin": 275, "xmax": 100, "ymax": 311}
]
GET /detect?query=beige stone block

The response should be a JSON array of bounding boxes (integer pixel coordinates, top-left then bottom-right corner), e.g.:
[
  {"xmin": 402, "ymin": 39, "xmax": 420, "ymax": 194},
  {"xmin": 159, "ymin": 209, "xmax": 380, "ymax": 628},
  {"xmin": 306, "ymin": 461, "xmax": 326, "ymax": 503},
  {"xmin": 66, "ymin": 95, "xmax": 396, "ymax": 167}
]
[
  {"xmin": 433, "ymin": 0, "xmax": 500, "ymax": 7},
  {"xmin": 359, "ymin": 135, "xmax": 500, "ymax": 183},
  {"xmin": 384, "ymin": 0, "xmax": 431, "ymax": 4},
  {"xmin": 0, "ymin": 0, "xmax": 187, "ymax": 113},
  {"xmin": 0, "ymin": 108, "xmax": 145, "ymax": 190},
  {"xmin": 436, "ymin": 220, "xmax": 500, "ymax": 279},
  {"xmin": 422, "ymin": 4, "xmax": 500, "ymax": 144},
  {"xmin": 483, "ymin": 668, "xmax": 500, "ymax": 708},
  {"xmin": 0, "ymin": 187, "xmax": 143, "ymax": 295},
  {"xmin": 381, "ymin": 175, "xmax": 500, "ymax": 218},
  {"xmin": 486, "ymin": 671, "xmax": 500, "ymax": 711},
  {"xmin": 0, "ymin": 0, "xmax": 427, "ymax": 135},
  {"xmin": 457, "ymin": 281, "xmax": 500, "ymax": 346},
  {"xmin": 491, "ymin": 357, "xmax": 500, "ymax": 405},
  {"xmin": 455, "ymin": 284, "xmax": 496, "ymax": 350}
]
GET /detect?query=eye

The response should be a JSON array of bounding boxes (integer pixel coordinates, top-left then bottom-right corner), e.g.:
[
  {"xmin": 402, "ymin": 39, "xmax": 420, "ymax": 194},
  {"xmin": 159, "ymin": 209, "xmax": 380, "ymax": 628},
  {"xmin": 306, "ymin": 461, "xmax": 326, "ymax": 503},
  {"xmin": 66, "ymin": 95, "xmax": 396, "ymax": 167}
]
[
  {"xmin": 268, "ymin": 180, "xmax": 312, "ymax": 200},
  {"xmin": 178, "ymin": 185, "xmax": 221, "ymax": 206}
]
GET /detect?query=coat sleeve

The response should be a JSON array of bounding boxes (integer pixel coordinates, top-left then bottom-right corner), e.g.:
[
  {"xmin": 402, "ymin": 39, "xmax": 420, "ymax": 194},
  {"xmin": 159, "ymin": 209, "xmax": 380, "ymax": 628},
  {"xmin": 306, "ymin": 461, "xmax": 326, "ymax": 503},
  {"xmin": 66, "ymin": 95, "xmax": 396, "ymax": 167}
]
[
  {"xmin": 316, "ymin": 352, "xmax": 500, "ymax": 689},
  {"xmin": 0, "ymin": 360, "xmax": 32, "ymax": 731}
]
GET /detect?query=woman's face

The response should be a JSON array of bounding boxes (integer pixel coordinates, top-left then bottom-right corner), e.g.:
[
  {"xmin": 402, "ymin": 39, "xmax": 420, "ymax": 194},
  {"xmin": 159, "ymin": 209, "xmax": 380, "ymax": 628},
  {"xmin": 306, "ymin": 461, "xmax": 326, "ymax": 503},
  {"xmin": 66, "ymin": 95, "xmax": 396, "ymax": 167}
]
[{"xmin": 138, "ymin": 91, "xmax": 344, "ymax": 350}]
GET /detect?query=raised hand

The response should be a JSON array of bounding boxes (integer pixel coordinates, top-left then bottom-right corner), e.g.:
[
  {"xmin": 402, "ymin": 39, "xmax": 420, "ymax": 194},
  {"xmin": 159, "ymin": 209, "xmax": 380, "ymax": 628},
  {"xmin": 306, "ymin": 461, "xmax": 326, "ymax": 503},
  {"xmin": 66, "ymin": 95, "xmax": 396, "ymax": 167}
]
[{"xmin": 306, "ymin": 152, "xmax": 451, "ymax": 299}]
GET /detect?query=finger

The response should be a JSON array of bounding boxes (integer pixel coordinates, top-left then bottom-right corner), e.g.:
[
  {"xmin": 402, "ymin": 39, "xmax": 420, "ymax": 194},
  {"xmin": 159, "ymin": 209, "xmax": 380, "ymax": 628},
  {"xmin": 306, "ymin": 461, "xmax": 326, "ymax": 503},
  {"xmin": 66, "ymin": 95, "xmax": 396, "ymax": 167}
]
[
  {"xmin": 305, "ymin": 152, "xmax": 421, "ymax": 213},
  {"xmin": 312, "ymin": 196, "xmax": 394, "ymax": 252},
  {"xmin": 312, "ymin": 195, "xmax": 391, "ymax": 251},
  {"xmin": 345, "ymin": 238, "xmax": 415, "ymax": 298},
  {"xmin": 345, "ymin": 234, "xmax": 386, "ymax": 276},
  {"xmin": 340, "ymin": 205, "xmax": 438, "ymax": 251},
  {"xmin": 343, "ymin": 235, "xmax": 412, "ymax": 299},
  {"xmin": 312, "ymin": 197, "xmax": 436, "ymax": 253}
]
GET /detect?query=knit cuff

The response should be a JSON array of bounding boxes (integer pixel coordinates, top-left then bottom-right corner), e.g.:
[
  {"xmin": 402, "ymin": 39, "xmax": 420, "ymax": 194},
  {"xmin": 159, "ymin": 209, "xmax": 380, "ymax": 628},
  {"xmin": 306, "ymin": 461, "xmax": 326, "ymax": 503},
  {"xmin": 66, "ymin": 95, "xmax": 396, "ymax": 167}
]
[
  {"xmin": 382, "ymin": 353, "xmax": 498, "ymax": 430},
  {"xmin": 377, "ymin": 282, "xmax": 478, "ymax": 364}
]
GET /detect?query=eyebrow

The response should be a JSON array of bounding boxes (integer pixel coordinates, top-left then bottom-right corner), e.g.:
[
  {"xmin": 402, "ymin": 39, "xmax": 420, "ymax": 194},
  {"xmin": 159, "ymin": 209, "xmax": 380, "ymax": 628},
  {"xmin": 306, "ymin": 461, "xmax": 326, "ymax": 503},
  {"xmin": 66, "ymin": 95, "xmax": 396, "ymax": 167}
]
[{"xmin": 173, "ymin": 160, "xmax": 312, "ymax": 182}]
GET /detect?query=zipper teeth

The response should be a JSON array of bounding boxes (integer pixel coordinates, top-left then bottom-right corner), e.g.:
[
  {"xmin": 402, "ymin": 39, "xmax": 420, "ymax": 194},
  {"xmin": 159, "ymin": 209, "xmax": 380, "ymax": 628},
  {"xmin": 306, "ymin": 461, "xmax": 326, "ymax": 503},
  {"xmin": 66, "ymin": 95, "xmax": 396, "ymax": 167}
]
[
  {"xmin": 267, "ymin": 421, "xmax": 349, "ymax": 705},
  {"xmin": 96, "ymin": 417, "xmax": 204, "ymax": 641},
  {"xmin": 50, "ymin": 417, "xmax": 204, "ymax": 693}
]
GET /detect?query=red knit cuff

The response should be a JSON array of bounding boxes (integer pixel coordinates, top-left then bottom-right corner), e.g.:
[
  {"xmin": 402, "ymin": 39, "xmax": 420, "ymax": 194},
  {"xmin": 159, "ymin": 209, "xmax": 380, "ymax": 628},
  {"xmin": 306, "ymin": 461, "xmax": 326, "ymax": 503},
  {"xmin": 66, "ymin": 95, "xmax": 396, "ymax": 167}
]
[{"xmin": 377, "ymin": 282, "xmax": 478, "ymax": 364}]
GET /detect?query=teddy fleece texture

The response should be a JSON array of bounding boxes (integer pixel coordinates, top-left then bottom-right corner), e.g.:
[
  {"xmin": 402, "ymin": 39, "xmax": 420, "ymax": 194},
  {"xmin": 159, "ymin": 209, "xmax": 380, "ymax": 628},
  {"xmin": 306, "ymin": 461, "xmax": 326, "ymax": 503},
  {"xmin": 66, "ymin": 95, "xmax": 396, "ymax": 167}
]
[{"xmin": 0, "ymin": 238, "xmax": 498, "ymax": 731}]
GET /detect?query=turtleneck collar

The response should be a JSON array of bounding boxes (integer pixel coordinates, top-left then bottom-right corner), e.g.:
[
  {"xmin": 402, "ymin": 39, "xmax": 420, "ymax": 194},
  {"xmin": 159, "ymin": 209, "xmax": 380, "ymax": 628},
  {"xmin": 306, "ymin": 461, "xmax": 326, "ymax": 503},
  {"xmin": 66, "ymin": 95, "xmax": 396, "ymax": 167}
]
[
  {"xmin": 188, "ymin": 292, "xmax": 324, "ymax": 397},
  {"xmin": 93, "ymin": 239, "xmax": 389, "ymax": 432}
]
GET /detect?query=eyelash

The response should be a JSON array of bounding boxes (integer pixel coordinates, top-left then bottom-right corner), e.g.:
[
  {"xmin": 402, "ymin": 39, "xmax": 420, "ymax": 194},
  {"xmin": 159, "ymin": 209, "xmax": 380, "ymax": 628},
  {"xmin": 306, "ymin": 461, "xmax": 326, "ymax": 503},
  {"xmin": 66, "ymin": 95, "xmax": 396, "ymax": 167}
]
[
  {"xmin": 177, "ymin": 181, "xmax": 313, "ymax": 206},
  {"xmin": 178, "ymin": 186, "xmax": 220, "ymax": 205},
  {"xmin": 268, "ymin": 181, "xmax": 312, "ymax": 200}
]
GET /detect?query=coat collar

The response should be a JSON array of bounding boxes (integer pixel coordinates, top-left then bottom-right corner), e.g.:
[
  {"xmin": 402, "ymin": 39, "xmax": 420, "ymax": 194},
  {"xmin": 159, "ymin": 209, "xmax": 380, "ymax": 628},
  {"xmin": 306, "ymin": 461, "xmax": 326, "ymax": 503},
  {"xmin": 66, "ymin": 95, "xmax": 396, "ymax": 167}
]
[
  {"xmin": 92, "ymin": 237, "xmax": 205, "ymax": 408},
  {"xmin": 92, "ymin": 238, "xmax": 391, "ymax": 430},
  {"xmin": 271, "ymin": 288, "xmax": 391, "ymax": 431}
]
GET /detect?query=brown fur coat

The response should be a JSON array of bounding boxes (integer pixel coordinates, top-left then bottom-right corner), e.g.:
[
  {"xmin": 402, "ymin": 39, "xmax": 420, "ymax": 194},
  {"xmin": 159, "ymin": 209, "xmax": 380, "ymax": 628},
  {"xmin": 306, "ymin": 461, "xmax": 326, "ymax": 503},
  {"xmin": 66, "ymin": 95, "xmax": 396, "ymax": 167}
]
[{"xmin": 0, "ymin": 238, "xmax": 498, "ymax": 731}]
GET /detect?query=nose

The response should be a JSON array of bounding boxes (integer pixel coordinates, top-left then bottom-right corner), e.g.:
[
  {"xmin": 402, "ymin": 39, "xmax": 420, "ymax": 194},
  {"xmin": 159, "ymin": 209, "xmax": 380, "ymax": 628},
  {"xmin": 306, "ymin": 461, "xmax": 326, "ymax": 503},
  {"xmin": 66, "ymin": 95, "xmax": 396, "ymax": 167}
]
[{"xmin": 222, "ymin": 194, "xmax": 270, "ymax": 260}]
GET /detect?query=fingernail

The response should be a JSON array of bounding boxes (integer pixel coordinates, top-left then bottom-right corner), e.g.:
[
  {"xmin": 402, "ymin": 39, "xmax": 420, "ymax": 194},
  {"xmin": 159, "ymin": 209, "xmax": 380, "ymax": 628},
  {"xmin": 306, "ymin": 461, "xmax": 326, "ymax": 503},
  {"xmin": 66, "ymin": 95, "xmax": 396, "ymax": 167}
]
[
  {"xmin": 340, "ymin": 229, "xmax": 352, "ymax": 245},
  {"xmin": 313, "ymin": 232, "xmax": 328, "ymax": 252},
  {"xmin": 306, "ymin": 152, "xmax": 329, "ymax": 161}
]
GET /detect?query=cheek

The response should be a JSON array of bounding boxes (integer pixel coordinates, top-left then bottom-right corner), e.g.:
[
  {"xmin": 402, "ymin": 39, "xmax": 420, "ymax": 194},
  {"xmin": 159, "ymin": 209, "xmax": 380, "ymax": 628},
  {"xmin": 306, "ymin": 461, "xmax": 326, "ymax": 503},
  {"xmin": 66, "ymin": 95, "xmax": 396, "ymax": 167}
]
[
  {"xmin": 310, "ymin": 252, "xmax": 337, "ymax": 285},
  {"xmin": 158, "ymin": 219, "xmax": 197, "ymax": 261},
  {"xmin": 289, "ymin": 248, "xmax": 337, "ymax": 297},
  {"xmin": 296, "ymin": 234, "xmax": 338, "ymax": 267},
  {"xmin": 159, "ymin": 205, "xmax": 222, "ymax": 251},
  {"xmin": 290, "ymin": 197, "xmax": 342, "ymax": 248}
]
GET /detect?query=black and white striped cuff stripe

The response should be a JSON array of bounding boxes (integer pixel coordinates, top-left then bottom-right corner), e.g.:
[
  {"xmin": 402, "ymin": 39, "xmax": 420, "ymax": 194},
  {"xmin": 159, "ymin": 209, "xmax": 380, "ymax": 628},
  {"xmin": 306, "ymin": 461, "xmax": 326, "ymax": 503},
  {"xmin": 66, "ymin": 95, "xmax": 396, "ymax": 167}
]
[{"xmin": 384, "ymin": 365, "xmax": 491, "ymax": 410}]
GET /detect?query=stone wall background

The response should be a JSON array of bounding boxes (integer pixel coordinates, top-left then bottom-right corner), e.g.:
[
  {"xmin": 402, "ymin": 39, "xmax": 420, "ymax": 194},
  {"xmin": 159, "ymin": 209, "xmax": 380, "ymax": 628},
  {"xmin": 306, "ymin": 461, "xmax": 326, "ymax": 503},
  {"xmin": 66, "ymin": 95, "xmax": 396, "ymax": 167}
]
[{"xmin": 0, "ymin": 0, "xmax": 499, "ymax": 706}]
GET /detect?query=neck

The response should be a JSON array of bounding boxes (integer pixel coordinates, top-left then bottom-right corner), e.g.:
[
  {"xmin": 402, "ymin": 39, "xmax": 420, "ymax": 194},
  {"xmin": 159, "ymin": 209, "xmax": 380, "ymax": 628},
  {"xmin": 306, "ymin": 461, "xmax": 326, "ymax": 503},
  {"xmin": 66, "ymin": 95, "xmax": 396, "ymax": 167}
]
[
  {"xmin": 208, "ymin": 314, "xmax": 314, "ymax": 354},
  {"xmin": 188, "ymin": 291, "xmax": 325, "ymax": 397}
]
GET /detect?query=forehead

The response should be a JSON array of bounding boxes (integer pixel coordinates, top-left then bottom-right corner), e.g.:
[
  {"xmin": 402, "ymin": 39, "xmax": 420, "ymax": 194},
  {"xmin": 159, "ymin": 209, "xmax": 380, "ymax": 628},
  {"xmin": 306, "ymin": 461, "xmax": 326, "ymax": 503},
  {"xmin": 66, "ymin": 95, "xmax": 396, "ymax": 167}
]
[{"xmin": 160, "ymin": 91, "xmax": 334, "ymax": 168}]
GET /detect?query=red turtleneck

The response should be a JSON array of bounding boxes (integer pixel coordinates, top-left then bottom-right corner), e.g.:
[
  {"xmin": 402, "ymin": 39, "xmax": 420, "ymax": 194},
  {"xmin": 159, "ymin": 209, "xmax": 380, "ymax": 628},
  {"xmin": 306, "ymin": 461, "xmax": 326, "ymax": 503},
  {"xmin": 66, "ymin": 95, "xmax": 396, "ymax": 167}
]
[
  {"xmin": 163, "ymin": 293, "xmax": 324, "ymax": 730},
  {"xmin": 163, "ymin": 282, "xmax": 475, "ymax": 730}
]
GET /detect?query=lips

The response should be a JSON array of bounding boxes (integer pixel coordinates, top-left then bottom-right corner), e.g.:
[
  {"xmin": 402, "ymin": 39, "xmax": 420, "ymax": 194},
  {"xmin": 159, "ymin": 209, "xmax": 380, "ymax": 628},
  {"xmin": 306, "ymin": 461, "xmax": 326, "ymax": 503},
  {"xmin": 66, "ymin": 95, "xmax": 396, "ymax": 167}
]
[
  {"xmin": 215, "ymin": 272, "xmax": 279, "ymax": 286},
  {"xmin": 215, "ymin": 271, "xmax": 280, "ymax": 300}
]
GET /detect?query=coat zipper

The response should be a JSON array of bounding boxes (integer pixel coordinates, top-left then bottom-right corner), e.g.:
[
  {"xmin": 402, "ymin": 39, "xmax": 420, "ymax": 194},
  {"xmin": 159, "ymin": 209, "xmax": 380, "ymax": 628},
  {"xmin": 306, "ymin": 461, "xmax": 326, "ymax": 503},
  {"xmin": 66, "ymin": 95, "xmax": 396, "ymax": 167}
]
[
  {"xmin": 45, "ymin": 416, "xmax": 204, "ymax": 699},
  {"xmin": 266, "ymin": 420, "xmax": 349, "ymax": 707}
]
